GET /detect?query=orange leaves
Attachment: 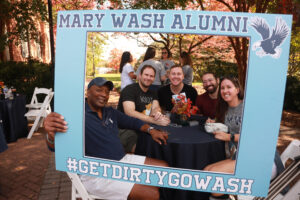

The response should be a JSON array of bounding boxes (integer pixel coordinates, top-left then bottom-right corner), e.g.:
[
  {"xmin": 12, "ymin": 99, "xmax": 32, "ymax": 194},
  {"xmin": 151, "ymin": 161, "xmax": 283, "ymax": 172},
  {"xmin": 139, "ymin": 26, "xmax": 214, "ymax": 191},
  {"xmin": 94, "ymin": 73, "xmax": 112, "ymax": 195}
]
[{"xmin": 171, "ymin": 94, "xmax": 198, "ymax": 117}]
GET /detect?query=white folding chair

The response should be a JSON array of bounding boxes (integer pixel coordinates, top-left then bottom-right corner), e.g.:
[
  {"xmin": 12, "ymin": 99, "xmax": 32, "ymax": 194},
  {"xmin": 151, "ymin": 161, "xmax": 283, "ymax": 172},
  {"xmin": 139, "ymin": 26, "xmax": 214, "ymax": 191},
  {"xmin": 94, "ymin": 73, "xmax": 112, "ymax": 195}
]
[
  {"xmin": 280, "ymin": 140, "xmax": 300, "ymax": 165},
  {"xmin": 67, "ymin": 172, "xmax": 102, "ymax": 200},
  {"xmin": 26, "ymin": 87, "xmax": 52, "ymax": 110},
  {"xmin": 242, "ymin": 140, "xmax": 300, "ymax": 200},
  {"xmin": 25, "ymin": 91, "xmax": 54, "ymax": 139},
  {"xmin": 274, "ymin": 179, "xmax": 299, "ymax": 200}
]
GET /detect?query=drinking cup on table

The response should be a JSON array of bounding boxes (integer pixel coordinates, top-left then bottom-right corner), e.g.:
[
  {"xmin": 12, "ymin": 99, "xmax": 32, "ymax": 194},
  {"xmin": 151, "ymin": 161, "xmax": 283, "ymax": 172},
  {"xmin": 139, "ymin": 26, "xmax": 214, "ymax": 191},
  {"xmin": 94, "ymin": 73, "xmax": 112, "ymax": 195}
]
[{"xmin": 165, "ymin": 111, "xmax": 171, "ymax": 119}]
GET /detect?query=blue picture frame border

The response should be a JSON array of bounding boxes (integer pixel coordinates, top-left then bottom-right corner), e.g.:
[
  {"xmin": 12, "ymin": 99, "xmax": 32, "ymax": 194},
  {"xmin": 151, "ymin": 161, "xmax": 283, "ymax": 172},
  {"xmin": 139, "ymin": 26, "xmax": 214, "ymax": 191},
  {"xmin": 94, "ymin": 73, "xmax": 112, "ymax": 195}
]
[{"xmin": 54, "ymin": 10, "xmax": 292, "ymax": 197}]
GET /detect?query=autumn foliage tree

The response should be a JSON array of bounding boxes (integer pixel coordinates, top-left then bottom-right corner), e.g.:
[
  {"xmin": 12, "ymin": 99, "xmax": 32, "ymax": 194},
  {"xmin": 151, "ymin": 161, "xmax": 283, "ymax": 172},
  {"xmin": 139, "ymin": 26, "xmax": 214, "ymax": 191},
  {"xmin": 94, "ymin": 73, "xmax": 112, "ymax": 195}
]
[
  {"xmin": 107, "ymin": 48, "xmax": 123, "ymax": 72},
  {"xmin": 51, "ymin": 0, "xmax": 96, "ymax": 41},
  {"xmin": 101, "ymin": 0, "xmax": 299, "ymax": 88},
  {"xmin": 0, "ymin": 0, "xmax": 48, "ymax": 61}
]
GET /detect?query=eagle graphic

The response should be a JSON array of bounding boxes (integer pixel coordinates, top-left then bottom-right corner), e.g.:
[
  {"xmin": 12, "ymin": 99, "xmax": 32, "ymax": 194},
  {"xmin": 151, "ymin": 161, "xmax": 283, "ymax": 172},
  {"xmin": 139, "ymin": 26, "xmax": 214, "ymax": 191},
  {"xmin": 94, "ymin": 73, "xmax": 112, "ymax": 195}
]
[{"xmin": 251, "ymin": 17, "xmax": 289, "ymax": 58}]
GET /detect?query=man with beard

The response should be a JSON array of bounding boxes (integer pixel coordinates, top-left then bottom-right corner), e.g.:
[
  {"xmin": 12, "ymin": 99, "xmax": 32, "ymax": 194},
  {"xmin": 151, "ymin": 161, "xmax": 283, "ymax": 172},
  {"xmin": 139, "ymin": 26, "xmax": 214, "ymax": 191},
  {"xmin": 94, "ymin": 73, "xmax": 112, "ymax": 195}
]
[
  {"xmin": 117, "ymin": 65, "xmax": 170, "ymax": 153},
  {"xmin": 158, "ymin": 65, "xmax": 197, "ymax": 112},
  {"xmin": 195, "ymin": 72, "xmax": 219, "ymax": 119}
]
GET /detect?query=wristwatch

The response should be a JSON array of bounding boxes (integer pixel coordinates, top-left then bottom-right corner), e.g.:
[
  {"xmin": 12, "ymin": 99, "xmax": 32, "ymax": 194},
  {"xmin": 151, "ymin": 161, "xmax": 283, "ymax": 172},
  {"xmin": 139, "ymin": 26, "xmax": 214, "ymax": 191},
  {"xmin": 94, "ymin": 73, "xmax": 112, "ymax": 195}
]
[
  {"xmin": 147, "ymin": 126, "xmax": 155, "ymax": 134},
  {"xmin": 230, "ymin": 133, "xmax": 235, "ymax": 143}
]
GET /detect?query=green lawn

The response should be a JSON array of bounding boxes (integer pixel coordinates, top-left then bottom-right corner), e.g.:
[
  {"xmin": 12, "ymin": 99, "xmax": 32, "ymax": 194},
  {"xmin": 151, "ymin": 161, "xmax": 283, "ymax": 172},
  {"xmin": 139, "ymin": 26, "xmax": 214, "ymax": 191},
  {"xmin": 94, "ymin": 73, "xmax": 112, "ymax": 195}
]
[{"xmin": 95, "ymin": 74, "xmax": 121, "ymax": 82}]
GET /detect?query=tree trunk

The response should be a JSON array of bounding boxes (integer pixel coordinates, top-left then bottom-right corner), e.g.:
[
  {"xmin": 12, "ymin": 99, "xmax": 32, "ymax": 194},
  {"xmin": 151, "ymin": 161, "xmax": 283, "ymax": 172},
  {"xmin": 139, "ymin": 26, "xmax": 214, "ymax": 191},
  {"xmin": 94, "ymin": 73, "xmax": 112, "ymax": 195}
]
[
  {"xmin": 47, "ymin": 0, "xmax": 55, "ymax": 65},
  {"xmin": 0, "ymin": 18, "xmax": 4, "ymax": 61},
  {"xmin": 92, "ymin": 35, "xmax": 95, "ymax": 77},
  {"xmin": 40, "ymin": 22, "xmax": 46, "ymax": 63},
  {"xmin": 27, "ymin": 30, "xmax": 32, "ymax": 59},
  {"xmin": 228, "ymin": 37, "xmax": 248, "ymax": 90},
  {"xmin": 179, "ymin": 35, "xmax": 183, "ymax": 55},
  {"xmin": 6, "ymin": 19, "xmax": 14, "ymax": 61}
]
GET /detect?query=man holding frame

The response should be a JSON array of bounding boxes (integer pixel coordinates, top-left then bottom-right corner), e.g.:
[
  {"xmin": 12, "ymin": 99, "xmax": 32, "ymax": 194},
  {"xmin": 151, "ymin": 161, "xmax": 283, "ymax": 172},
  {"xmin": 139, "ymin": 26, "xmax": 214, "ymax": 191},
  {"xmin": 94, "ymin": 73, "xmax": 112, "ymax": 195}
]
[
  {"xmin": 54, "ymin": 10, "xmax": 292, "ymax": 197},
  {"xmin": 45, "ymin": 77, "xmax": 169, "ymax": 200}
]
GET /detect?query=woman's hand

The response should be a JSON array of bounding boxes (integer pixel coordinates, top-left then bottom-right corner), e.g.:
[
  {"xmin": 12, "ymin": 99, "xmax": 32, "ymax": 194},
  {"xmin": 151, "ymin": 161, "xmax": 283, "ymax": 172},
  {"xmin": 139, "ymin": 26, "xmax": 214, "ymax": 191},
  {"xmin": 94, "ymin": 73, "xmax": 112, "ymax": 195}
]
[
  {"xmin": 206, "ymin": 118, "xmax": 215, "ymax": 123},
  {"xmin": 212, "ymin": 131, "xmax": 230, "ymax": 141}
]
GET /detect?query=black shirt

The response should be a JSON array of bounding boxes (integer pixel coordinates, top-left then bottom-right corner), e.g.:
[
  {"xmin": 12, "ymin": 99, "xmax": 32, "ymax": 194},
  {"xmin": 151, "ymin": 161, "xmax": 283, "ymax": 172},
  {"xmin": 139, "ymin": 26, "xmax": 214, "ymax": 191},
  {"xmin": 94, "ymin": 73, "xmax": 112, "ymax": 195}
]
[
  {"xmin": 117, "ymin": 83, "xmax": 158, "ymax": 115},
  {"xmin": 158, "ymin": 84, "xmax": 198, "ymax": 112}
]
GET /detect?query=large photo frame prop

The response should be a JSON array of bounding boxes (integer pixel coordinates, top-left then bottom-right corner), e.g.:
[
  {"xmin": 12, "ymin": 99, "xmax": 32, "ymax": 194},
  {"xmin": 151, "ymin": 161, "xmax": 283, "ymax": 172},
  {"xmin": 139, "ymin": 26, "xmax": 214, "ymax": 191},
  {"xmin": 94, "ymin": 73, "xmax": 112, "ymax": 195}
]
[{"xmin": 54, "ymin": 10, "xmax": 292, "ymax": 197}]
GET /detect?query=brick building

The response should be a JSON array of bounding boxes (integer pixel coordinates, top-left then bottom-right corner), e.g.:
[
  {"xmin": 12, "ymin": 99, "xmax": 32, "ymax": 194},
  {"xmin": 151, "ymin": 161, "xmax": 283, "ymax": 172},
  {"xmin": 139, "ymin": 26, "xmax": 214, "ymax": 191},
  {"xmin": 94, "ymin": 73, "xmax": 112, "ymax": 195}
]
[{"xmin": 0, "ymin": 0, "xmax": 52, "ymax": 63}]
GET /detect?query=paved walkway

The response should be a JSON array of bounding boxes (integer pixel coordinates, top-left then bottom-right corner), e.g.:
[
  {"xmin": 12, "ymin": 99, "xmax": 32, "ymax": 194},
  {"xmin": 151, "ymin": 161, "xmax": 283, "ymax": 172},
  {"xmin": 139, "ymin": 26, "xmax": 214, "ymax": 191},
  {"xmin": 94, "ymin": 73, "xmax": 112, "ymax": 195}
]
[
  {"xmin": 0, "ymin": 129, "xmax": 71, "ymax": 200},
  {"xmin": 38, "ymin": 153, "xmax": 71, "ymax": 200},
  {"xmin": 0, "ymin": 125, "xmax": 299, "ymax": 200}
]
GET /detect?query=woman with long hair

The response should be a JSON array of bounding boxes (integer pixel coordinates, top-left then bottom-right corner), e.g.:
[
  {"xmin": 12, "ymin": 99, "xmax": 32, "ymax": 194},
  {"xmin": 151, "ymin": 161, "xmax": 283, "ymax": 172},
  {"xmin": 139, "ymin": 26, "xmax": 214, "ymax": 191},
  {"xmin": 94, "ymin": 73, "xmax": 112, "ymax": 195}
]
[
  {"xmin": 143, "ymin": 47, "xmax": 156, "ymax": 62},
  {"xmin": 204, "ymin": 77, "xmax": 285, "ymax": 199},
  {"xmin": 179, "ymin": 51, "xmax": 193, "ymax": 85},
  {"xmin": 160, "ymin": 47, "xmax": 175, "ymax": 70},
  {"xmin": 205, "ymin": 76, "xmax": 244, "ymax": 171},
  {"xmin": 119, "ymin": 51, "xmax": 136, "ymax": 90},
  {"xmin": 136, "ymin": 46, "xmax": 167, "ymax": 91},
  {"xmin": 204, "ymin": 76, "xmax": 244, "ymax": 199},
  {"xmin": 160, "ymin": 47, "xmax": 175, "ymax": 85}
]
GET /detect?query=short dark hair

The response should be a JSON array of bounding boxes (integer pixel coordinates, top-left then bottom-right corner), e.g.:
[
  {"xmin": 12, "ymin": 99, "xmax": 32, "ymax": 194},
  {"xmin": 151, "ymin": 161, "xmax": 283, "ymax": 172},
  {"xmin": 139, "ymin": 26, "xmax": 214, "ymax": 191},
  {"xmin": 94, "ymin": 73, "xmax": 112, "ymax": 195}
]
[
  {"xmin": 202, "ymin": 72, "xmax": 217, "ymax": 80},
  {"xmin": 140, "ymin": 65, "xmax": 156, "ymax": 75}
]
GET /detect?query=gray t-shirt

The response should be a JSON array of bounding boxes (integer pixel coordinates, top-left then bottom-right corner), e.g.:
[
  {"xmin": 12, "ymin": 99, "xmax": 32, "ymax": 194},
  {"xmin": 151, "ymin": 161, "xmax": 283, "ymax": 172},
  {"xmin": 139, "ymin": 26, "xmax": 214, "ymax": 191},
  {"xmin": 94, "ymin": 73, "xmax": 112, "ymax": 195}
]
[
  {"xmin": 182, "ymin": 65, "xmax": 193, "ymax": 85},
  {"xmin": 224, "ymin": 101, "xmax": 244, "ymax": 158},
  {"xmin": 224, "ymin": 102, "xmax": 244, "ymax": 135},
  {"xmin": 160, "ymin": 59, "xmax": 175, "ymax": 71},
  {"xmin": 136, "ymin": 59, "xmax": 166, "ymax": 85}
]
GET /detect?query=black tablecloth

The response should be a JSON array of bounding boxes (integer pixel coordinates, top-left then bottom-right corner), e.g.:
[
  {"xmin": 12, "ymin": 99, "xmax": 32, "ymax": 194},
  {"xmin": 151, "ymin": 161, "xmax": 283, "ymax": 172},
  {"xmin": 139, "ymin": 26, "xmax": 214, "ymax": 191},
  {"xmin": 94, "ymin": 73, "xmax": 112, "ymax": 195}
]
[
  {"xmin": 135, "ymin": 122, "xmax": 226, "ymax": 200},
  {"xmin": 0, "ymin": 95, "xmax": 28, "ymax": 143},
  {"xmin": 0, "ymin": 122, "xmax": 7, "ymax": 153}
]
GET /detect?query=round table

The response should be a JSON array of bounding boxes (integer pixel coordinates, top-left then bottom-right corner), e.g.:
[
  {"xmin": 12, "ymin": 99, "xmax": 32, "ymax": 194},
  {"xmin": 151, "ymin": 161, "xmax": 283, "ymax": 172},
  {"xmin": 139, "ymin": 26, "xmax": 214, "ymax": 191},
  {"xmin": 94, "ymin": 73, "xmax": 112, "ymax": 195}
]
[
  {"xmin": 0, "ymin": 122, "xmax": 8, "ymax": 153},
  {"xmin": 0, "ymin": 95, "xmax": 28, "ymax": 143},
  {"xmin": 135, "ymin": 121, "xmax": 226, "ymax": 200}
]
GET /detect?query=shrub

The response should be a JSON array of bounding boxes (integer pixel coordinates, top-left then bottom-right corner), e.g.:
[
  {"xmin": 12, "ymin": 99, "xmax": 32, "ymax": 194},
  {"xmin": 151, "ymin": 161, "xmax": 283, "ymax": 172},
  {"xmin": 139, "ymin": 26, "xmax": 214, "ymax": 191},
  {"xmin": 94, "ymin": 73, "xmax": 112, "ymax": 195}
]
[
  {"xmin": 193, "ymin": 58, "xmax": 238, "ymax": 82},
  {"xmin": 283, "ymin": 75, "xmax": 300, "ymax": 112},
  {"xmin": 0, "ymin": 60, "xmax": 54, "ymax": 103}
]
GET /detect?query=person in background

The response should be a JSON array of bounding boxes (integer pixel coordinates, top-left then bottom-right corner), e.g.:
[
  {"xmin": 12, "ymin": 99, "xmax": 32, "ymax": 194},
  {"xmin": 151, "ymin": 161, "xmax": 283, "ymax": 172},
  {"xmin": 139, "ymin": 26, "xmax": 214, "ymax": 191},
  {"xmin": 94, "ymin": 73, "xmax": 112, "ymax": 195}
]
[
  {"xmin": 158, "ymin": 65, "xmax": 197, "ymax": 112},
  {"xmin": 120, "ymin": 51, "xmax": 136, "ymax": 91},
  {"xmin": 44, "ymin": 77, "xmax": 169, "ymax": 200},
  {"xmin": 160, "ymin": 47, "xmax": 175, "ymax": 85},
  {"xmin": 136, "ymin": 47, "xmax": 166, "ymax": 91},
  {"xmin": 195, "ymin": 72, "xmax": 219, "ymax": 119},
  {"xmin": 179, "ymin": 51, "xmax": 193, "ymax": 86}
]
